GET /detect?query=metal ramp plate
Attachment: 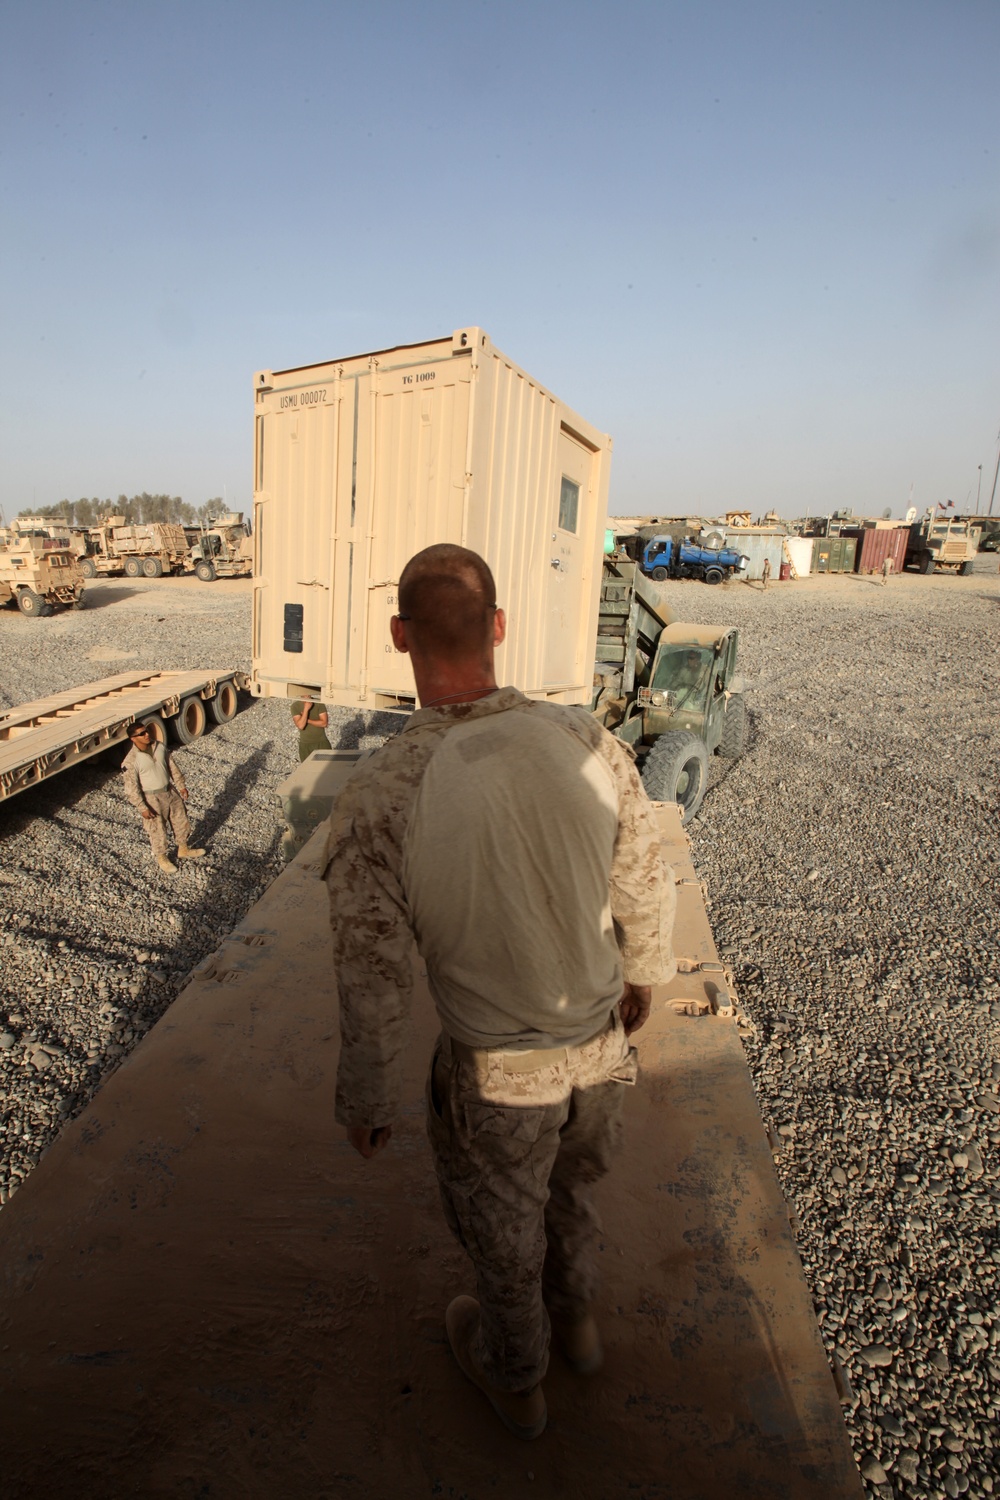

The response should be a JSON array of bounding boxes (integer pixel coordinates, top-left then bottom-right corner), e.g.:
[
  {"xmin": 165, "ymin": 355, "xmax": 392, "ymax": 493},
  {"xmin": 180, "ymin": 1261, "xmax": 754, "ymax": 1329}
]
[{"xmin": 0, "ymin": 808, "xmax": 862, "ymax": 1498}]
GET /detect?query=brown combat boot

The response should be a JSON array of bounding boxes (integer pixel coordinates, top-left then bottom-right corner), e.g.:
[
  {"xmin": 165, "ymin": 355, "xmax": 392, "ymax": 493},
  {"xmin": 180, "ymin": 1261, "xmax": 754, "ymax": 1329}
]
[
  {"xmin": 177, "ymin": 845, "xmax": 206, "ymax": 858},
  {"xmin": 445, "ymin": 1296, "xmax": 547, "ymax": 1440},
  {"xmin": 551, "ymin": 1310, "xmax": 603, "ymax": 1374},
  {"xmin": 157, "ymin": 856, "xmax": 177, "ymax": 874}
]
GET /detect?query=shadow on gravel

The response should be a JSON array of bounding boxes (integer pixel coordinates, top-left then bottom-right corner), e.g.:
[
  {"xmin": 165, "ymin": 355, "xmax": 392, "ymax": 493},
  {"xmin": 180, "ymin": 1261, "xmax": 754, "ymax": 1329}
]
[
  {"xmin": 192, "ymin": 742, "xmax": 274, "ymax": 846},
  {"xmin": 0, "ymin": 746, "xmax": 128, "ymax": 834},
  {"xmin": 78, "ymin": 586, "xmax": 142, "ymax": 608}
]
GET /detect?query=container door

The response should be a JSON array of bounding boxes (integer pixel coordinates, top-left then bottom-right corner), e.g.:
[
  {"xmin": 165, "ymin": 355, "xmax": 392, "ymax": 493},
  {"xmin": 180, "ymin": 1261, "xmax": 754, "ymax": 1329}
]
[
  {"xmin": 255, "ymin": 377, "xmax": 347, "ymax": 693},
  {"xmin": 362, "ymin": 363, "xmax": 473, "ymax": 701},
  {"xmin": 543, "ymin": 429, "xmax": 597, "ymax": 686}
]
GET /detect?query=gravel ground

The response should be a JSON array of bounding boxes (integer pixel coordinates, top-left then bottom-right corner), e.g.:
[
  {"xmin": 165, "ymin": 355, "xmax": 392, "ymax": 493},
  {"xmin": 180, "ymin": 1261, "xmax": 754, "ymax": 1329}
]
[
  {"xmin": 1, "ymin": 560, "xmax": 999, "ymax": 1494},
  {"xmin": 670, "ymin": 556, "xmax": 1000, "ymax": 1498}
]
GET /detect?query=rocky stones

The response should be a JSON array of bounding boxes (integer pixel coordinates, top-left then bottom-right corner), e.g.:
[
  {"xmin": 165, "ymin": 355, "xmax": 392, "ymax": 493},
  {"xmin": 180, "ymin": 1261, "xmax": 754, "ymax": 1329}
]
[{"xmin": 683, "ymin": 563, "xmax": 1000, "ymax": 1497}]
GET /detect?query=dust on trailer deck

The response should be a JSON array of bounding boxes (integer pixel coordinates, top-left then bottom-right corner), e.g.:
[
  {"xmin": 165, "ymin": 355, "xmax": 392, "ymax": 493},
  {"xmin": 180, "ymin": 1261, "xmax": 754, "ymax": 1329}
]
[
  {"xmin": 0, "ymin": 669, "xmax": 245, "ymax": 801},
  {"xmin": 0, "ymin": 804, "xmax": 862, "ymax": 1499}
]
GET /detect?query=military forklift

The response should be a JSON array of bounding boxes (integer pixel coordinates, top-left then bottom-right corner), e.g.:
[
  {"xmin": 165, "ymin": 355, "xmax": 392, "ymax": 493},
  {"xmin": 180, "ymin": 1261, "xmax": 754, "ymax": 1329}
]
[{"xmin": 592, "ymin": 557, "xmax": 746, "ymax": 822}]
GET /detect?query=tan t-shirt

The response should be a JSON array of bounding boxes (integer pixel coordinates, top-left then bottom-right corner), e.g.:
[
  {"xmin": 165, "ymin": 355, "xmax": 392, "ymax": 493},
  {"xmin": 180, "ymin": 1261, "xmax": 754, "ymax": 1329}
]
[{"xmin": 324, "ymin": 688, "xmax": 675, "ymax": 1125}]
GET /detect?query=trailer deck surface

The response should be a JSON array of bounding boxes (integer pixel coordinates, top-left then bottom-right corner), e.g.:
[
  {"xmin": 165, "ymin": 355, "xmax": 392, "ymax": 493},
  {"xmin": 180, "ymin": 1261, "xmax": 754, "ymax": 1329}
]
[
  {"xmin": 0, "ymin": 809, "xmax": 862, "ymax": 1498},
  {"xmin": 0, "ymin": 670, "xmax": 243, "ymax": 799}
]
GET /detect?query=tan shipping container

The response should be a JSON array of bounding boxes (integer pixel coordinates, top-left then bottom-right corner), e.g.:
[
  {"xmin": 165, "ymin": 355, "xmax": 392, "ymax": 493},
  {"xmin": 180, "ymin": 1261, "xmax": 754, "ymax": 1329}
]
[{"xmin": 250, "ymin": 328, "xmax": 612, "ymax": 709}]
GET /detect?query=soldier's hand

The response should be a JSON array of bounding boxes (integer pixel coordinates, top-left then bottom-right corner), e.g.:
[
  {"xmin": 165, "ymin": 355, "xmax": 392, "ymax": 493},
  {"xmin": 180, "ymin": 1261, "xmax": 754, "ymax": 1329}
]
[
  {"xmin": 619, "ymin": 983, "xmax": 652, "ymax": 1035},
  {"xmin": 179, "ymin": 788, "xmax": 189, "ymax": 800},
  {"xmin": 347, "ymin": 1124, "xmax": 393, "ymax": 1160},
  {"xmin": 141, "ymin": 807, "xmax": 156, "ymax": 820}
]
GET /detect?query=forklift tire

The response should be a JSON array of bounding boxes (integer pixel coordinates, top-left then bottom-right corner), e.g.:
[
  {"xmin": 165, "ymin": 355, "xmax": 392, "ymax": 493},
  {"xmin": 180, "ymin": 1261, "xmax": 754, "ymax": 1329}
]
[
  {"xmin": 79, "ymin": 558, "xmax": 97, "ymax": 578},
  {"xmin": 195, "ymin": 560, "xmax": 216, "ymax": 582},
  {"xmin": 718, "ymin": 694, "xmax": 747, "ymax": 758},
  {"xmin": 651, "ymin": 566, "xmax": 668, "ymax": 582},
  {"xmin": 704, "ymin": 567, "xmax": 725, "ymax": 585},
  {"xmin": 641, "ymin": 731, "xmax": 709, "ymax": 823}
]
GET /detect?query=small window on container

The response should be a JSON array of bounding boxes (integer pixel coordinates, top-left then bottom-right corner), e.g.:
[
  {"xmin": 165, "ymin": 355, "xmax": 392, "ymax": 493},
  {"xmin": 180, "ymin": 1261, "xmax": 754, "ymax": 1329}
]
[{"xmin": 558, "ymin": 476, "xmax": 580, "ymax": 534}]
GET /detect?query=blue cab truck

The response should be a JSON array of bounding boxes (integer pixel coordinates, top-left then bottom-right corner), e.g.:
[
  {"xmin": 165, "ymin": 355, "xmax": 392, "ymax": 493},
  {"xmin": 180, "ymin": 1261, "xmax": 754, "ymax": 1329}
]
[{"xmin": 641, "ymin": 533, "xmax": 749, "ymax": 585}]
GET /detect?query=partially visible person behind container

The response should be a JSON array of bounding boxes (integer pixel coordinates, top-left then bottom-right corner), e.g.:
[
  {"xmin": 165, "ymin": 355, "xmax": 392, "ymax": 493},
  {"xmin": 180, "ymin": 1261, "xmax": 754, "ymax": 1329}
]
[{"xmin": 291, "ymin": 696, "xmax": 331, "ymax": 761}]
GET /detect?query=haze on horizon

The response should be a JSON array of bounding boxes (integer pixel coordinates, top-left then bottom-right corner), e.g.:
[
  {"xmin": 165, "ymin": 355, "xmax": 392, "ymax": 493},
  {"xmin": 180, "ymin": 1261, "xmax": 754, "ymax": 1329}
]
[{"xmin": 2, "ymin": 0, "xmax": 999, "ymax": 525}]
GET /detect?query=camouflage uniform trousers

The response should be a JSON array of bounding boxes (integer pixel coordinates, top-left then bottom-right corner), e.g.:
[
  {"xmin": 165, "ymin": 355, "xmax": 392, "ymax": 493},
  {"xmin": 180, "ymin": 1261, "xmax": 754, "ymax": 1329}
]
[
  {"xmin": 141, "ymin": 788, "xmax": 193, "ymax": 860},
  {"xmin": 426, "ymin": 1010, "xmax": 638, "ymax": 1392}
]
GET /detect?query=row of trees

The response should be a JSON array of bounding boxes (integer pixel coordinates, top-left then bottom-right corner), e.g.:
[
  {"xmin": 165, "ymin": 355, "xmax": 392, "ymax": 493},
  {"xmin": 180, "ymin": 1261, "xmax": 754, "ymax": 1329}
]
[{"xmin": 18, "ymin": 495, "xmax": 231, "ymax": 527}]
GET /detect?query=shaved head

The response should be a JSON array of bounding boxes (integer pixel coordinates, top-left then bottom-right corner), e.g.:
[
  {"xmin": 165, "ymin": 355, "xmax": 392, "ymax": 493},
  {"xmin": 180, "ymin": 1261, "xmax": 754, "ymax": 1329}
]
[{"xmin": 398, "ymin": 544, "xmax": 498, "ymax": 663}]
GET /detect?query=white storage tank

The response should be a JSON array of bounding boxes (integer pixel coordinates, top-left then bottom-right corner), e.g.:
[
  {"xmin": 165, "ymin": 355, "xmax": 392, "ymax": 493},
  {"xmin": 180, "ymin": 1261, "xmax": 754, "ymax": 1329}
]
[{"xmin": 250, "ymin": 328, "xmax": 613, "ymax": 709}]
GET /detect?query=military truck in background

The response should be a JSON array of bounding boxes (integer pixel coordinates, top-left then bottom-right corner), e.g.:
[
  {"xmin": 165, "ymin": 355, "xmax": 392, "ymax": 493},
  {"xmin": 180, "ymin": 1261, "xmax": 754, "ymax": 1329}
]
[
  {"xmin": 71, "ymin": 518, "xmax": 190, "ymax": 579},
  {"xmin": 189, "ymin": 513, "xmax": 253, "ymax": 581},
  {"xmin": 593, "ymin": 557, "xmax": 746, "ymax": 822},
  {"xmin": 904, "ymin": 513, "xmax": 981, "ymax": 575},
  {"xmin": 0, "ymin": 537, "xmax": 85, "ymax": 616}
]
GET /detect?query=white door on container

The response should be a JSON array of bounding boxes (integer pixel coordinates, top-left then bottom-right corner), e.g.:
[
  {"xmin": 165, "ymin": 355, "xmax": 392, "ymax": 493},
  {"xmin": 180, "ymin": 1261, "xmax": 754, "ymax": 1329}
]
[{"xmin": 543, "ymin": 430, "xmax": 593, "ymax": 688}]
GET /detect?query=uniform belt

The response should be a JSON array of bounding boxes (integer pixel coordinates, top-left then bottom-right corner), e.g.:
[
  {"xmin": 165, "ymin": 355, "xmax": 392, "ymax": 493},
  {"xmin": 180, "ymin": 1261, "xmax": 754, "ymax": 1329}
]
[{"xmin": 445, "ymin": 1016, "xmax": 613, "ymax": 1074}]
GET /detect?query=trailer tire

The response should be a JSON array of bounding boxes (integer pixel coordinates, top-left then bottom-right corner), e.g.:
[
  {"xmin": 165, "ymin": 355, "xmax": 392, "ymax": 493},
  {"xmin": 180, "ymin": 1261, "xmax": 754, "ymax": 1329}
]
[
  {"xmin": 195, "ymin": 561, "xmax": 216, "ymax": 582},
  {"xmin": 651, "ymin": 566, "xmax": 668, "ymax": 582},
  {"xmin": 124, "ymin": 557, "xmax": 142, "ymax": 578},
  {"xmin": 79, "ymin": 558, "xmax": 97, "ymax": 579},
  {"xmin": 208, "ymin": 680, "xmax": 239, "ymax": 724},
  {"xmin": 704, "ymin": 567, "xmax": 725, "ymax": 585},
  {"xmin": 641, "ymin": 731, "xmax": 709, "ymax": 823},
  {"xmin": 174, "ymin": 696, "xmax": 207, "ymax": 744},
  {"xmin": 921, "ymin": 554, "xmax": 935, "ymax": 575},
  {"xmin": 960, "ymin": 560, "xmax": 974, "ymax": 576},
  {"xmin": 16, "ymin": 588, "xmax": 50, "ymax": 617},
  {"xmin": 718, "ymin": 694, "xmax": 747, "ymax": 758},
  {"xmin": 142, "ymin": 558, "xmax": 163, "ymax": 578},
  {"xmin": 139, "ymin": 713, "xmax": 168, "ymax": 747}
]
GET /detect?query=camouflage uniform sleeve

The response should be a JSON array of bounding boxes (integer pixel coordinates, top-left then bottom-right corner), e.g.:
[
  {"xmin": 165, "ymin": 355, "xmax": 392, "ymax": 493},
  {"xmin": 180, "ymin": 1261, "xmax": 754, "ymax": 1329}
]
[
  {"xmin": 597, "ymin": 732, "xmax": 677, "ymax": 986},
  {"xmin": 122, "ymin": 751, "xmax": 146, "ymax": 811},
  {"xmin": 323, "ymin": 793, "xmax": 415, "ymax": 1128}
]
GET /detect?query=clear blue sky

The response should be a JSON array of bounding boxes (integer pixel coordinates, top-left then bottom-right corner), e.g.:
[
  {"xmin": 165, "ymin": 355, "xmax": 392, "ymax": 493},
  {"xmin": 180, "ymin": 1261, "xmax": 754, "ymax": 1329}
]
[{"xmin": 2, "ymin": 0, "xmax": 998, "ymax": 521}]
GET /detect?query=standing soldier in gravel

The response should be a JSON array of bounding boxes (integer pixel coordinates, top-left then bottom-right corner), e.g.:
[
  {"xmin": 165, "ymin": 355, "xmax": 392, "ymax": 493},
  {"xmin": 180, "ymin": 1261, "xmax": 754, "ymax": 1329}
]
[
  {"xmin": 761, "ymin": 556, "xmax": 772, "ymax": 591},
  {"xmin": 882, "ymin": 555, "xmax": 893, "ymax": 585},
  {"xmin": 324, "ymin": 543, "xmax": 675, "ymax": 1441},
  {"xmin": 122, "ymin": 721, "xmax": 205, "ymax": 874}
]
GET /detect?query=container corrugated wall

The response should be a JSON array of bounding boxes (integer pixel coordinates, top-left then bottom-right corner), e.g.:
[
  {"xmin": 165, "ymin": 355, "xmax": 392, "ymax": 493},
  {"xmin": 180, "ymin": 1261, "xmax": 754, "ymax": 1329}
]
[
  {"xmin": 724, "ymin": 530, "xmax": 786, "ymax": 581},
  {"xmin": 811, "ymin": 536, "xmax": 858, "ymax": 573},
  {"xmin": 845, "ymin": 526, "xmax": 909, "ymax": 574},
  {"xmin": 251, "ymin": 329, "xmax": 611, "ymax": 708}
]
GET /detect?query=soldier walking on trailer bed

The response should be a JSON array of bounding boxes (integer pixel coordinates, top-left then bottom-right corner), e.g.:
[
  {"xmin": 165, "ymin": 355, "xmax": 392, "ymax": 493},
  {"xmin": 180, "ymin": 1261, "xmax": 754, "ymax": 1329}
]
[
  {"xmin": 324, "ymin": 543, "xmax": 675, "ymax": 1441},
  {"xmin": 122, "ymin": 720, "xmax": 206, "ymax": 874}
]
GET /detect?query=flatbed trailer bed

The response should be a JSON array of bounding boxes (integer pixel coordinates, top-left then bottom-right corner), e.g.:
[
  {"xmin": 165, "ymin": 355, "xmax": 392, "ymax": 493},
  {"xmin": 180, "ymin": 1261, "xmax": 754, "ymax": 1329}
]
[
  {"xmin": 0, "ymin": 806, "xmax": 862, "ymax": 1498},
  {"xmin": 0, "ymin": 669, "xmax": 246, "ymax": 801}
]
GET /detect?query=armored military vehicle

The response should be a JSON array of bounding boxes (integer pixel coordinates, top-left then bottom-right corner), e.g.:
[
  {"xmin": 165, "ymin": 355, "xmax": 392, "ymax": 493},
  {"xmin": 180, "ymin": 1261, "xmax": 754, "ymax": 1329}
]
[
  {"xmin": 904, "ymin": 513, "xmax": 980, "ymax": 574},
  {"xmin": 0, "ymin": 539, "xmax": 85, "ymax": 616}
]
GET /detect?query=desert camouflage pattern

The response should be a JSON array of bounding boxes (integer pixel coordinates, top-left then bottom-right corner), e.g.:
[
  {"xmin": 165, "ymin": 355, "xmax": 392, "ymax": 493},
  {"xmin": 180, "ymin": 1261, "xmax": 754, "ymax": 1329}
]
[
  {"xmin": 136, "ymin": 788, "xmax": 193, "ymax": 860},
  {"xmin": 122, "ymin": 745, "xmax": 192, "ymax": 861},
  {"xmin": 427, "ymin": 1013, "xmax": 638, "ymax": 1390},
  {"xmin": 323, "ymin": 686, "xmax": 674, "ymax": 1127}
]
